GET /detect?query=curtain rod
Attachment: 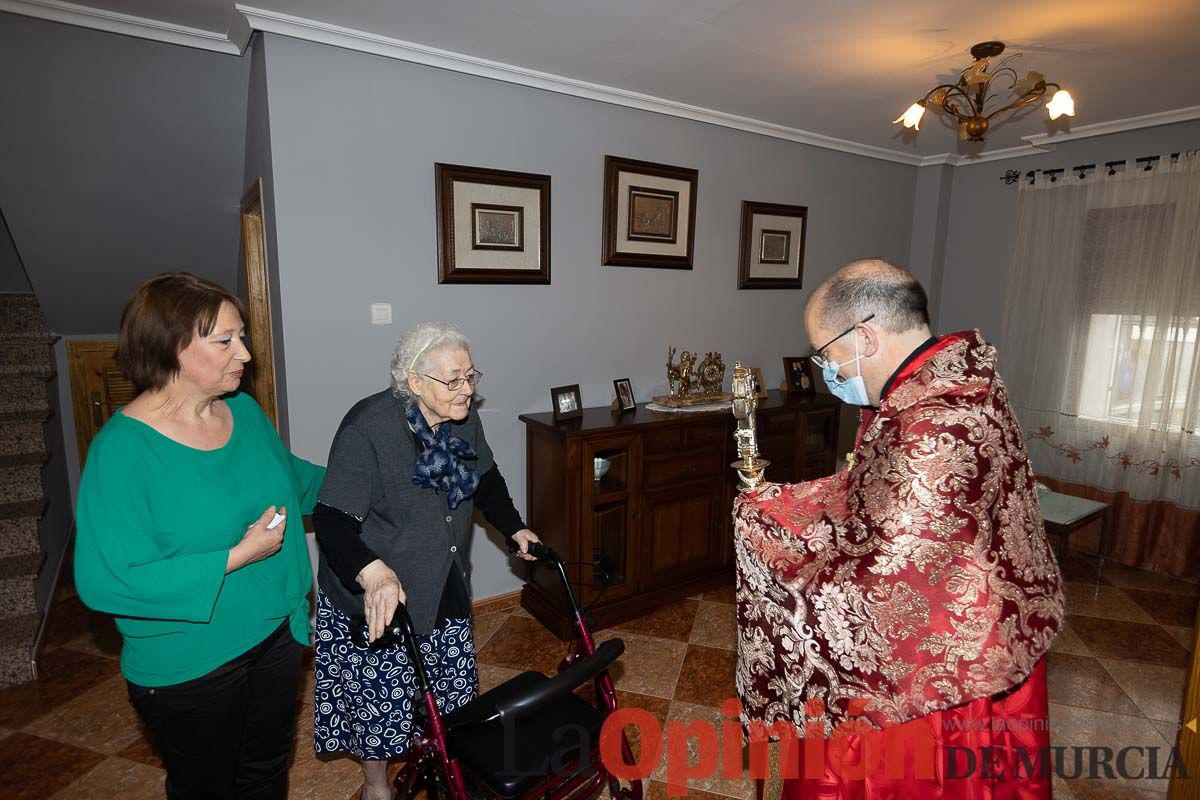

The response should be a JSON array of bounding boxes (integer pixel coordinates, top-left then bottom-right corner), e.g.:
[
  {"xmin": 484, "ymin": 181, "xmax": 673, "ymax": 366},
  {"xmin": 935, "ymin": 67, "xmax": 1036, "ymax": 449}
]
[{"xmin": 1001, "ymin": 148, "xmax": 1198, "ymax": 184}]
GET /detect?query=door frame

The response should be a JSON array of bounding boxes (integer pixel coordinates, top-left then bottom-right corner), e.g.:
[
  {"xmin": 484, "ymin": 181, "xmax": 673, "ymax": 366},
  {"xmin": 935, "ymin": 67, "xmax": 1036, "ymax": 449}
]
[{"xmin": 239, "ymin": 177, "xmax": 280, "ymax": 430}]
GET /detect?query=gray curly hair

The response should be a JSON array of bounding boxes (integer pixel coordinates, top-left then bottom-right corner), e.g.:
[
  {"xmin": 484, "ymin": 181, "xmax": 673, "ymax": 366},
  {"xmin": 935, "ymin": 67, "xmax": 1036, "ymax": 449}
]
[{"xmin": 389, "ymin": 321, "xmax": 472, "ymax": 398}]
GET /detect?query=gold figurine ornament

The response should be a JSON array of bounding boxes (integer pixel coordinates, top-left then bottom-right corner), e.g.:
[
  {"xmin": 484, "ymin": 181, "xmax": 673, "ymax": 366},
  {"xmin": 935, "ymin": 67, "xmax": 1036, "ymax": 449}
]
[{"xmin": 731, "ymin": 361, "xmax": 769, "ymax": 491}]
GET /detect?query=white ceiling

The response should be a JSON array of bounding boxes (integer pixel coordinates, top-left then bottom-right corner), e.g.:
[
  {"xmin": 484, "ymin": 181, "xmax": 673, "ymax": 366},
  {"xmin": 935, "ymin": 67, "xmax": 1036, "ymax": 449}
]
[{"xmin": 10, "ymin": 0, "xmax": 1200, "ymax": 158}]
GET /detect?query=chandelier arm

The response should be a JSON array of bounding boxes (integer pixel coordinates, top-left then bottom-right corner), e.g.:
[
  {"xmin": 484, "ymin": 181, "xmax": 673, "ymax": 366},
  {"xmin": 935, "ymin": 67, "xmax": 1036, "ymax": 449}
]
[{"xmin": 983, "ymin": 88, "xmax": 1047, "ymax": 122}]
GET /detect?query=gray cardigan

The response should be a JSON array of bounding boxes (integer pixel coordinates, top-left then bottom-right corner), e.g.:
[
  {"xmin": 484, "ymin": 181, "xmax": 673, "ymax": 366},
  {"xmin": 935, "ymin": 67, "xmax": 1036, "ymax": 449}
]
[{"xmin": 315, "ymin": 389, "xmax": 494, "ymax": 634}]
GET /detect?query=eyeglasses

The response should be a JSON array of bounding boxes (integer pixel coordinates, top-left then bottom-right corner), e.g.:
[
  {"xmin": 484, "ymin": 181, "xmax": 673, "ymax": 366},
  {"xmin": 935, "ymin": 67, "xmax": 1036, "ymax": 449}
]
[
  {"xmin": 810, "ymin": 314, "xmax": 875, "ymax": 369},
  {"xmin": 419, "ymin": 370, "xmax": 482, "ymax": 392}
]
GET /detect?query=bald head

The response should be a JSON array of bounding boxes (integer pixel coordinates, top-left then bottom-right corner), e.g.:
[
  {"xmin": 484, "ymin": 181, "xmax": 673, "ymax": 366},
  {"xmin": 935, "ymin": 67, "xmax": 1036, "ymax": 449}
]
[{"xmin": 806, "ymin": 259, "xmax": 930, "ymax": 336}]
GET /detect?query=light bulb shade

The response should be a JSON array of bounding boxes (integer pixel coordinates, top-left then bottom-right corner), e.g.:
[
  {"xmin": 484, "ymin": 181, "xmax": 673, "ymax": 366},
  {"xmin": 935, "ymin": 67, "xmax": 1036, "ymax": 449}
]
[
  {"xmin": 1046, "ymin": 89, "xmax": 1075, "ymax": 121},
  {"xmin": 892, "ymin": 102, "xmax": 926, "ymax": 130}
]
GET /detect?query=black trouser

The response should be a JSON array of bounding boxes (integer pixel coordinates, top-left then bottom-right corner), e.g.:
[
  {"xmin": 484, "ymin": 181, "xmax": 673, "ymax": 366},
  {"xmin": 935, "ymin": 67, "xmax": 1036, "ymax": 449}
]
[{"xmin": 127, "ymin": 621, "xmax": 302, "ymax": 800}]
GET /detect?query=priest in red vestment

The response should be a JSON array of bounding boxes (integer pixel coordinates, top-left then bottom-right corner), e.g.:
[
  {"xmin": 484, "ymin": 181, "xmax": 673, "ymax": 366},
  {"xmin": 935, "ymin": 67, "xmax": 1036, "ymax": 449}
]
[{"xmin": 735, "ymin": 259, "xmax": 1064, "ymax": 799}]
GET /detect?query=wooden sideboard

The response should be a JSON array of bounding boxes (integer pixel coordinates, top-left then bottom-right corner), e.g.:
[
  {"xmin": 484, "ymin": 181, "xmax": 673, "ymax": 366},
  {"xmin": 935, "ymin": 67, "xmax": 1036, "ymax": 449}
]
[{"xmin": 517, "ymin": 390, "xmax": 841, "ymax": 638}]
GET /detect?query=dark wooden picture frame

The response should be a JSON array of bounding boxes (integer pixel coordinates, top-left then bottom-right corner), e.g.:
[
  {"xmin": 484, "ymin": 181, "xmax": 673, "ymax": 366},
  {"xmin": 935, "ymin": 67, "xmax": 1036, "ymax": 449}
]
[
  {"xmin": 738, "ymin": 200, "xmax": 808, "ymax": 289},
  {"xmin": 551, "ymin": 384, "xmax": 583, "ymax": 422},
  {"xmin": 435, "ymin": 163, "xmax": 550, "ymax": 284},
  {"xmin": 783, "ymin": 356, "xmax": 817, "ymax": 398},
  {"xmin": 602, "ymin": 155, "xmax": 698, "ymax": 269},
  {"xmin": 613, "ymin": 378, "xmax": 636, "ymax": 413}
]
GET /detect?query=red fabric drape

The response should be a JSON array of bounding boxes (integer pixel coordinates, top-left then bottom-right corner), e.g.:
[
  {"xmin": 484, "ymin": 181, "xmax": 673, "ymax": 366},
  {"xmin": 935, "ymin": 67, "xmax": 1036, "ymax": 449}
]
[{"xmin": 781, "ymin": 659, "xmax": 1051, "ymax": 800}]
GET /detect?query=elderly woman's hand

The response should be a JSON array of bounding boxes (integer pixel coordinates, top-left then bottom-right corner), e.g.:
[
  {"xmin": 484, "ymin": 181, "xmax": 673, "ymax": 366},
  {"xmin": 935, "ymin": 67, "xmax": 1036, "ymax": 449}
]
[
  {"xmin": 510, "ymin": 529, "xmax": 542, "ymax": 561},
  {"xmin": 356, "ymin": 560, "xmax": 406, "ymax": 642}
]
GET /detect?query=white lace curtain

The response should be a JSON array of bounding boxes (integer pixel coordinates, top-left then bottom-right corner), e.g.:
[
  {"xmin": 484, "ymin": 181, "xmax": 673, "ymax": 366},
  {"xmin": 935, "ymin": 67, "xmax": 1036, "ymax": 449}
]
[{"xmin": 1000, "ymin": 153, "xmax": 1200, "ymax": 508}]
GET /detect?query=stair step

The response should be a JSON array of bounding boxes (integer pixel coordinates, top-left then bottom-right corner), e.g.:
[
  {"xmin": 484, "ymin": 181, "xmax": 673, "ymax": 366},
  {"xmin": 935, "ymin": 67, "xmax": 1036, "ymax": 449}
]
[
  {"xmin": 0, "ymin": 612, "xmax": 40, "ymax": 688},
  {"xmin": 0, "ymin": 421, "xmax": 47, "ymax": 463},
  {"xmin": 0, "ymin": 552, "xmax": 42, "ymax": 580},
  {"xmin": 0, "ymin": 295, "xmax": 50, "ymax": 339},
  {"xmin": 0, "ymin": 576, "xmax": 38, "ymax": 616},
  {"xmin": 0, "ymin": 517, "xmax": 40, "ymax": 559},
  {"xmin": 0, "ymin": 464, "xmax": 43, "ymax": 506},
  {"xmin": 0, "ymin": 499, "xmax": 45, "ymax": 520},
  {"xmin": 0, "ymin": 375, "xmax": 49, "ymax": 418},
  {"xmin": 0, "ymin": 337, "xmax": 53, "ymax": 376}
]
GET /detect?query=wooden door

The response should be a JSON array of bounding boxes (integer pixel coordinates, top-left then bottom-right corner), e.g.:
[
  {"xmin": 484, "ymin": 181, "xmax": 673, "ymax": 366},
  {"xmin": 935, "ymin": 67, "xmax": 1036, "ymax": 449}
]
[
  {"xmin": 66, "ymin": 339, "xmax": 133, "ymax": 467},
  {"xmin": 579, "ymin": 433, "xmax": 641, "ymax": 606},
  {"xmin": 239, "ymin": 178, "xmax": 279, "ymax": 430},
  {"xmin": 1169, "ymin": 624, "xmax": 1200, "ymax": 798},
  {"xmin": 639, "ymin": 478, "xmax": 725, "ymax": 588}
]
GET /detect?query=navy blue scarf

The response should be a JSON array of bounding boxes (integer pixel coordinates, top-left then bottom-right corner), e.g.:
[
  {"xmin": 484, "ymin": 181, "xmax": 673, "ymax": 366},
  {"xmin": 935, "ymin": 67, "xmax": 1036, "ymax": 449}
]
[{"xmin": 406, "ymin": 402, "xmax": 480, "ymax": 510}]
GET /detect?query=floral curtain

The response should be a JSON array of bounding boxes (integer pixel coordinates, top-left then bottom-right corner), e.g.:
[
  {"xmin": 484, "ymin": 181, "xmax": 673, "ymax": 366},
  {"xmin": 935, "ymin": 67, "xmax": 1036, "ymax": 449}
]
[{"xmin": 1000, "ymin": 153, "xmax": 1200, "ymax": 576}]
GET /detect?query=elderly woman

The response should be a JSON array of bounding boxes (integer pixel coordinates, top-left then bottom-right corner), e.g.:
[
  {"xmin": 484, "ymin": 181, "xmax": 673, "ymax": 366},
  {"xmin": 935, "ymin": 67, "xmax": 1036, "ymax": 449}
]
[
  {"xmin": 74, "ymin": 273, "xmax": 325, "ymax": 799},
  {"xmin": 312, "ymin": 321, "xmax": 539, "ymax": 800}
]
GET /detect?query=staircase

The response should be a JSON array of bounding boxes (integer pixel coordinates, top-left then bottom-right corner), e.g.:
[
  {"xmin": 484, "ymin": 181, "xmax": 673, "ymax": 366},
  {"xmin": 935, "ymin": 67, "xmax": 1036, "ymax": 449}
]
[{"xmin": 0, "ymin": 293, "xmax": 54, "ymax": 687}]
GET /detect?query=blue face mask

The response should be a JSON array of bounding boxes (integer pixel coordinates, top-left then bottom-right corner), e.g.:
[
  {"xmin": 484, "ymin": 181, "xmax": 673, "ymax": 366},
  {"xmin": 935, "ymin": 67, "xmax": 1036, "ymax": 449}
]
[{"xmin": 820, "ymin": 335, "xmax": 871, "ymax": 406}]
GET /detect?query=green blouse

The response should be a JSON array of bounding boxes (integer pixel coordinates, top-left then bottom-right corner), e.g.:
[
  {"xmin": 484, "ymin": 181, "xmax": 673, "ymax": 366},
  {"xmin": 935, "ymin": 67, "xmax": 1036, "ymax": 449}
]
[{"xmin": 74, "ymin": 392, "xmax": 325, "ymax": 686}]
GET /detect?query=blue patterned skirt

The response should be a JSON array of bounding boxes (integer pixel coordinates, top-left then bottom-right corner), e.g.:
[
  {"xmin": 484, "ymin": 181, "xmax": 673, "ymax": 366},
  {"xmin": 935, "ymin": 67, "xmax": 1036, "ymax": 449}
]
[{"xmin": 313, "ymin": 590, "xmax": 478, "ymax": 760}]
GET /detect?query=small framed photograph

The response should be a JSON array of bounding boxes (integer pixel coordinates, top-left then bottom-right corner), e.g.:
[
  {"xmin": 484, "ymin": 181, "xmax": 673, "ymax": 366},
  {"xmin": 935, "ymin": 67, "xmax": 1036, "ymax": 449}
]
[
  {"xmin": 737, "ymin": 200, "xmax": 808, "ymax": 289},
  {"xmin": 783, "ymin": 356, "xmax": 816, "ymax": 398},
  {"xmin": 613, "ymin": 378, "xmax": 636, "ymax": 413},
  {"xmin": 435, "ymin": 163, "xmax": 550, "ymax": 284},
  {"xmin": 602, "ymin": 155, "xmax": 698, "ymax": 269},
  {"xmin": 551, "ymin": 384, "xmax": 583, "ymax": 422},
  {"xmin": 749, "ymin": 367, "xmax": 768, "ymax": 399}
]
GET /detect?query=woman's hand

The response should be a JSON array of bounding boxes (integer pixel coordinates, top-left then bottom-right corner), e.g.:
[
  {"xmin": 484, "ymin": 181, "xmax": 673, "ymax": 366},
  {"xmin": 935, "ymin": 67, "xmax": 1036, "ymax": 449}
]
[
  {"xmin": 510, "ymin": 529, "xmax": 542, "ymax": 561},
  {"xmin": 226, "ymin": 506, "xmax": 286, "ymax": 574},
  {"xmin": 356, "ymin": 559, "xmax": 406, "ymax": 643}
]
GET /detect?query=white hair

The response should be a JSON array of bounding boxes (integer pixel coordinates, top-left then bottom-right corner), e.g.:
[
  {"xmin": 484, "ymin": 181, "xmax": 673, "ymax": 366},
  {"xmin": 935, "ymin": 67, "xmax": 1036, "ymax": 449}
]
[{"xmin": 389, "ymin": 321, "xmax": 471, "ymax": 398}]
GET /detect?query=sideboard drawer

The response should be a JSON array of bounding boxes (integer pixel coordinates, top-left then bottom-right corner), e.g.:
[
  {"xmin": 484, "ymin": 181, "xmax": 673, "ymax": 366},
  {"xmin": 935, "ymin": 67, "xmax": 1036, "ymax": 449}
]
[
  {"xmin": 644, "ymin": 427, "xmax": 686, "ymax": 455},
  {"xmin": 644, "ymin": 451, "xmax": 725, "ymax": 489},
  {"xmin": 687, "ymin": 423, "xmax": 726, "ymax": 451}
]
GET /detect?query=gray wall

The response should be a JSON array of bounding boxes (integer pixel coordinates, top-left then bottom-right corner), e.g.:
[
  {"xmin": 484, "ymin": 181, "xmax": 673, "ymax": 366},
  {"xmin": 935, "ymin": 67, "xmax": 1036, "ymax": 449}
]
[
  {"xmin": 0, "ymin": 12, "xmax": 250, "ymax": 335},
  {"xmin": 259, "ymin": 34, "xmax": 917, "ymax": 601},
  {"xmin": 908, "ymin": 164, "xmax": 954, "ymax": 329},
  {"xmin": 938, "ymin": 119, "xmax": 1200, "ymax": 343},
  {"xmin": 0, "ymin": 209, "xmax": 32, "ymax": 294}
]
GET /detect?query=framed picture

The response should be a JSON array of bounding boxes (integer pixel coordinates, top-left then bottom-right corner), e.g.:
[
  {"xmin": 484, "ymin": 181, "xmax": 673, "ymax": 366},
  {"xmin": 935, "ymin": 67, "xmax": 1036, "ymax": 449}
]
[
  {"xmin": 783, "ymin": 356, "xmax": 817, "ymax": 397},
  {"xmin": 613, "ymin": 378, "xmax": 636, "ymax": 413},
  {"xmin": 749, "ymin": 367, "xmax": 768, "ymax": 399},
  {"xmin": 435, "ymin": 163, "xmax": 550, "ymax": 284},
  {"xmin": 551, "ymin": 384, "xmax": 583, "ymax": 422},
  {"xmin": 602, "ymin": 155, "xmax": 698, "ymax": 269},
  {"xmin": 737, "ymin": 200, "xmax": 808, "ymax": 289}
]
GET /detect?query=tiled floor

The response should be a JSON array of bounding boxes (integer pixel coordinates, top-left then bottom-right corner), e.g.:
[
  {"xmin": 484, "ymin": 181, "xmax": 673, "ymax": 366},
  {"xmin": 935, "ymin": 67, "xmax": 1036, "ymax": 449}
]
[{"xmin": 0, "ymin": 552, "xmax": 1194, "ymax": 799}]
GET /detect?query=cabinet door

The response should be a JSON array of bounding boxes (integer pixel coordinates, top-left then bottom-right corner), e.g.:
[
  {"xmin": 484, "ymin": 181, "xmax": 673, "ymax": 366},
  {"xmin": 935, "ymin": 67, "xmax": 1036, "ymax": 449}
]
[
  {"xmin": 799, "ymin": 408, "xmax": 839, "ymax": 479},
  {"xmin": 639, "ymin": 479, "xmax": 725, "ymax": 588},
  {"xmin": 580, "ymin": 434, "xmax": 642, "ymax": 605}
]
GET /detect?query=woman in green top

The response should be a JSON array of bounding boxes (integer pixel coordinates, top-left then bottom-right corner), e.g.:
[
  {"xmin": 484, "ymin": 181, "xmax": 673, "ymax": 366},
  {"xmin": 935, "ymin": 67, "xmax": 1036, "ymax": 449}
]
[{"xmin": 74, "ymin": 273, "xmax": 325, "ymax": 800}]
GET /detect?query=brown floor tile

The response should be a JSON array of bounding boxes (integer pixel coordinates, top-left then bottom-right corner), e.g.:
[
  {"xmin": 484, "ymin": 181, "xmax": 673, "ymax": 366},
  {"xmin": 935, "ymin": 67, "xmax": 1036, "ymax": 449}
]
[
  {"xmin": 674, "ymin": 645, "xmax": 738, "ymax": 709},
  {"xmin": 1151, "ymin": 719, "xmax": 1181, "ymax": 749},
  {"xmin": 1099, "ymin": 563, "xmax": 1200, "ymax": 597},
  {"xmin": 593, "ymin": 630, "xmax": 687, "ymax": 699},
  {"xmin": 61, "ymin": 619, "xmax": 122, "ymax": 660},
  {"xmin": 689, "ymin": 601, "xmax": 737, "ymax": 651},
  {"xmin": 24, "ymin": 673, "xmax": 145, "ymax": 754},
  {"xmin": 1100, "ymin": 660, "xmax": 1189, "ymax": 723},
  {"xmin": 477, "ymin": 663, "xmax": 522, "ymax": 693},
  {"xmin": 0, "ymin": 648, "xmax": 121, "ymax": 728},
  {"xmin": 1048, "ymin": 703, "xmax": 1173, "ymax": 793},
  {"xmin": 612, "ymin": 599, "xmax": 699, "ymax": 642},
  {"xmin": 1046, "ymin": 652, "xmax": 1140, "ymax": 716},
  {"xmin": 1066, "ymin": 616, "xmax": 1191, "ymax": 668},
  {"xmin": 650, "ymin": 701, "xmax": 755, "ymax": 799},
  {"xmin": 0, "ymin": 732, "xmax": 108, "ymax": 799},
  {"xmin": 1050, "ymin": 620, "xmax": 1093, "ymax": 657},
  {"xmin": 298, "ymin": 648, "xmax": 316, "ymax": 706},
  {"xmin": 40, "ymin": 593, "xmax": 116, "ymax": 651},
  {"xmin": 1064, "ymin": 779, "xmax": 1167, "ymax": 799},
  {"xmin": 286, "ymin": 703, "xmax": 364, "ymax": 799},
  {"xmin": 645, "ymin": 778, "xmax": 738, "ymax": 799},
  {"xmin": 701, "ymin": 585, "xmax": 736, "ymax": 605},
  {"xmin": 1063, "ymin": 583, "xmax": 1154, "ymax": 623},
  {"xmin": 475, "ymin": 615, "xmax": 571, "ymax": 674},
  {"xmin": 1163, "ymin": 625, "xmax": 1196, "ymax": 650},
  {"xmin": 116, "ymin": 727, "xmax": 163, "ymax": 769},
  {"xmin": 48, "ymin": 756, "xmax": 165, "ymax": 800},
  {"xmin": 570, "ymin": 689, "xmax": 671, "ymax": 763},
  {"xmin": 472, "ymin": 611, "xmax": 510, "ymax": 650},
  {"xmin": 1121, "ymin": 589, "xmax": 1198, "ymax": 628},
  {"xmin": 1059, "ymin": 552, "xmax": 1113, "ymax": 585}
]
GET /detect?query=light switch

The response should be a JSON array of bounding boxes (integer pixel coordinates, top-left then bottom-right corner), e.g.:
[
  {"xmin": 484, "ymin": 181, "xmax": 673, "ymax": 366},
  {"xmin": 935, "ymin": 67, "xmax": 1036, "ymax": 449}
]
[{"xmin": 370, "ymin": 303, "xmax": 392, "ymax": 325}]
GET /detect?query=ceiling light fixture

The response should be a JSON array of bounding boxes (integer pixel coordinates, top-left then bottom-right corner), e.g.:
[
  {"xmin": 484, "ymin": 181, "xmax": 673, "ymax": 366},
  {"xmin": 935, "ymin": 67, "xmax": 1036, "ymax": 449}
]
[{"xmin": 893, "ymin": 41, "xmax": 1075, "ymax": 142}]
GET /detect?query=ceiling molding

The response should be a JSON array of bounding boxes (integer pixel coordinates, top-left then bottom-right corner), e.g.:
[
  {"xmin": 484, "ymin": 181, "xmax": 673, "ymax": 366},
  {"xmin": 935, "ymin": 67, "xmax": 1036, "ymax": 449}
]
[
  {"xmin": 0, "ymin": 0, "xmax": 246, "ymax": 54},
  {"xmin": 236, "ymin": 4, "xmax": 928, "ymax": 166},
  {"xmin": 1022, "ymin": 105, "xmax": 1200, "ymax": 149}
]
